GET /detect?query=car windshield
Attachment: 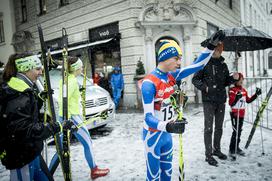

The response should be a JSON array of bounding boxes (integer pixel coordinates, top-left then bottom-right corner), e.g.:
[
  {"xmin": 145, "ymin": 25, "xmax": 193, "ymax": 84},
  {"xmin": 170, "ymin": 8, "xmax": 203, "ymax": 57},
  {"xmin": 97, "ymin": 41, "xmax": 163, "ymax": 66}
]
[{"xmin": 48, "ymin": 69, "xmax": 93, "ymax": 89}]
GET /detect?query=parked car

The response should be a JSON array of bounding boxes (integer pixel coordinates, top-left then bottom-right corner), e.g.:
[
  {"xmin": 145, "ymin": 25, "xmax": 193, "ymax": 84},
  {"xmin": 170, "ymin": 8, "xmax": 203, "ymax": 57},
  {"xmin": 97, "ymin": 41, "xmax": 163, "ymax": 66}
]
[{"xmin": 36, "ymin": 68, "xmax": 115, "ymax": 130}]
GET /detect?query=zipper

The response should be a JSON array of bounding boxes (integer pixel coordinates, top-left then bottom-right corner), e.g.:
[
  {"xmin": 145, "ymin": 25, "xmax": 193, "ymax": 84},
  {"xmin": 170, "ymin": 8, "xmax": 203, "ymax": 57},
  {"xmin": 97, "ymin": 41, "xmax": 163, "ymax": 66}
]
[{"xmin": 212, "ymin": 65, "xmax": 215, "ymax": 75}]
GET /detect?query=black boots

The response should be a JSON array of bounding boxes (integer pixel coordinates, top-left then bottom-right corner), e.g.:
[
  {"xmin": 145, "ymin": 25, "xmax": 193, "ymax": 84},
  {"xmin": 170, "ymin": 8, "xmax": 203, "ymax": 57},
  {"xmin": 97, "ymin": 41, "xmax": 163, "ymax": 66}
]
[
  {"xmin": 212, "ymin": 150, "xmax": 228, "ymax": 160},
  {"xmin": 237, "ymin": 148, "xmax": 245, "ymax": 156},
  {"xmin": 205, "ymin": 156, "xmax": 218, "ymax": 166}
]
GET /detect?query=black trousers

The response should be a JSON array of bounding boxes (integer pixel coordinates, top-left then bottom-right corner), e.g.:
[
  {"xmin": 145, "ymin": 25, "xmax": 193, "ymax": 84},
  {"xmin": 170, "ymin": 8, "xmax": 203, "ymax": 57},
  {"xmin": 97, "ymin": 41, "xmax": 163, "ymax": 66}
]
[
  {"xmin": 229, "ymin": 113, "xmax": 244, "ymax": 152},
  {"xmin": 203, "ymin": 102, "xmax": 226, "ymax": 157}
]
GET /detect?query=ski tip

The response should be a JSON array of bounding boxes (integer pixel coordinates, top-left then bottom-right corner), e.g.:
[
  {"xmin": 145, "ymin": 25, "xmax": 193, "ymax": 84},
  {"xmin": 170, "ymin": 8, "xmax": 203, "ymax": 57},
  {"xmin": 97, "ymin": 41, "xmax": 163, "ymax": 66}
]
[{"xmin": 244, "ymin": 143, "xmax": 249, "ymax": 149}]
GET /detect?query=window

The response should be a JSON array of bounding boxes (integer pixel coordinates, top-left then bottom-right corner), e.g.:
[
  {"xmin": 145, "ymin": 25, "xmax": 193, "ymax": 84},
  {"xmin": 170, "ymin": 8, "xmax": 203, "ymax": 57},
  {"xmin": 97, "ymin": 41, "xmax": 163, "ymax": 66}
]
[
  {"xmin": 269, "ymin": 52, "xmax": 272, "ymax": 69},
  {"xmin": 0, "ymin": 13, "xmax": 4, "ymax": 43},
  {"xmin": 60, "ymin": 0, "xmax": 69, "ymax": 7},
  {"xmin": 207, "ymin": 22, "xmax": 219, "ymax": 38},
  {"xmin": 38, "ymin": 0, "xmax": 47, "ymax": 15},
  {"xmin": 229, "ymin": 0, "xmax": 233, "ymax": 9},
  {"xmin": 21, "ymin": 0, "xmax": 27, "ymax": 23},
  {"xmin": 249, "ymin": 4, "xmax": 252, "ymax": 26}
]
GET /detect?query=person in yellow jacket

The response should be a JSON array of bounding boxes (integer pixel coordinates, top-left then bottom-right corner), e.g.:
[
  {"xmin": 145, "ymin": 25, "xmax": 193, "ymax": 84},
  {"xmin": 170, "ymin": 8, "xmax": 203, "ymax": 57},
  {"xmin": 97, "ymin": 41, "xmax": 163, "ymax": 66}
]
[{"xmin": 49, "ymin": 56, "xmax": 109, "ymax": 180}]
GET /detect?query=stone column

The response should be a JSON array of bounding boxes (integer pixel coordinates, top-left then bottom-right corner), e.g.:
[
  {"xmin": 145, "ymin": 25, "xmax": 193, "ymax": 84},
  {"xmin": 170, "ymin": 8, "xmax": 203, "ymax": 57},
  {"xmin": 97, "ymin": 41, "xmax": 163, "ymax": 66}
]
[
  {"xmin": 145, "ymin": 28, "xmax": 155, "ymax": 73},
  {"xmin": 182, "ymin": 25, "xmax": 194, "ymax": 100}
]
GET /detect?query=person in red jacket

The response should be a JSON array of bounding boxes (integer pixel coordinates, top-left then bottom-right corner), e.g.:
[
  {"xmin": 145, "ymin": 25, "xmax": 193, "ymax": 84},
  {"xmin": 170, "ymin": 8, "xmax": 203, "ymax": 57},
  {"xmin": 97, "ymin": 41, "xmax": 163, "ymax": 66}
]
[{"xmin": 228, "ymin": 73, "xmax": 261, "ymax": 156}]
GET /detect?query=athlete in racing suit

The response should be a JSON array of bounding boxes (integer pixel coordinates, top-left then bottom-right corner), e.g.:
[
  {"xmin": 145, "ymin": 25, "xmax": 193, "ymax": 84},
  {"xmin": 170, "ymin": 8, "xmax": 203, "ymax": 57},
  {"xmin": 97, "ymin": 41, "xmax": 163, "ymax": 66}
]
[{"xmin": 141, "ymin": 30, "xmax": 225, "ymax": 180}]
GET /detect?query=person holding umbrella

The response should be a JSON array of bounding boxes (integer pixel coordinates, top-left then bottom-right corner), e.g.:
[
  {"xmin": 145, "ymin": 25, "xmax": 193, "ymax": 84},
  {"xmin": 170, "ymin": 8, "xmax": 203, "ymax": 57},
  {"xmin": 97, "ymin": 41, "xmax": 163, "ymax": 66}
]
[{"xmin": 192, "ymin": 42, "xmax": 239, "ymax": 166}]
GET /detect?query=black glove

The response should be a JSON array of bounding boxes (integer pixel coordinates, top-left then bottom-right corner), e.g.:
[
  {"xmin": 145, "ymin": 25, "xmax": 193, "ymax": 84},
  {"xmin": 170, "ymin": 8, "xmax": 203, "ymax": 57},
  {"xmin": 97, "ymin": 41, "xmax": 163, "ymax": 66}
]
[
  {"xmin": 235, "ymin": 91, "xmax": 243, "ymax": 100},
  {"xmin": 166, "ymin": 118, "xmax": 187, "ymax": 134},
  {"xmin": 62, "ymin": 120, "xmax": 77, "ymax": 132},
  {"xmin": 230, "ymin": 91, "xmax": 242, "ymax": 106},
  {"xmin": 182, "ymin": 94, "xmax": 188, "ymax": 108},
  {"xmin": 79, "ymin": 86, "xmax": 86, "ymax": 92},
  {"xmin": 207, "ymin": 30, "xmax": 225, "ymax": 50},
  {"xmin": 38, "ymin": 89, "xmax": 54, "ymax": 100},
  {"xmin": 255, "ymin": 88, "xmax": 262, "ymax": 96},
  {"xmin": 47, "ymin": 121, "xmax": 61, "ymax": 135}
]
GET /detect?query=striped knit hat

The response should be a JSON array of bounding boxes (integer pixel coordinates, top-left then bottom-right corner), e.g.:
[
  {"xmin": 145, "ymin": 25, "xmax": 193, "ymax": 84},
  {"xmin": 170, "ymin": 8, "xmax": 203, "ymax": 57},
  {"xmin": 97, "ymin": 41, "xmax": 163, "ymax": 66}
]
[{"xmin": 157, "ymin": 39, "xmax": 182, "ymax": 62}]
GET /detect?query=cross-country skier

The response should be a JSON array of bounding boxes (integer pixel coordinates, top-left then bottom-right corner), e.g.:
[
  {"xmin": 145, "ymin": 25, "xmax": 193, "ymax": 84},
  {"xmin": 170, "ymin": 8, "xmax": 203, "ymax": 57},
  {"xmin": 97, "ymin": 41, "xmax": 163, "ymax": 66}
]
[
  {"xmin": 228, "ymin": 73, "xmax": 261, "ymax": 157},
  {"xmin": 49, "ymin": 56, "xmax": 109, "ymax": 179},
  {"xmin": 1, "ymin": 53, "xmax": 61, "ymax": 181},
  {"xmin": 141, "ymin": 30, "xmax": 225, "ymax": 180}
]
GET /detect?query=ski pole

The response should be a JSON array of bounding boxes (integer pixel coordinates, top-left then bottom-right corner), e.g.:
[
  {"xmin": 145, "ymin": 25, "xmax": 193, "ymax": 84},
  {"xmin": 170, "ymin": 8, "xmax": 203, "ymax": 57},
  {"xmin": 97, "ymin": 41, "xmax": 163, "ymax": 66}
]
[
  {"xmin": 235, "ymin": 99, "xmax": 241, "ymax": 160},
  {"xmin": 258, "ymin": 95, "xmax": 265, "ymax": 155}
]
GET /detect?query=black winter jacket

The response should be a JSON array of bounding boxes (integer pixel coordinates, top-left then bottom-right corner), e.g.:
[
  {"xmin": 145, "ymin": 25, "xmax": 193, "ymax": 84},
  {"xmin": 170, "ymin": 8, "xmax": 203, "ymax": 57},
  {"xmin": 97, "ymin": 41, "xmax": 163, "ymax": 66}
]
[
  {"xmin": 1, "ymin": 80, "xmax": 52, "ymax": 169},
  {"xmin": 192, "ymin": 56, "xmax": 236, "ymax": 103}
]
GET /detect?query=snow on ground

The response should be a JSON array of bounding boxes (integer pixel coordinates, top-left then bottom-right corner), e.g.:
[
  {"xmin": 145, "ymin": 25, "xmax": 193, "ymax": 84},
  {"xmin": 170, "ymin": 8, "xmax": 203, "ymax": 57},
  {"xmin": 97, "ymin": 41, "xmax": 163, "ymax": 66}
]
[{"xmin": 1, "ymin": 105, "xmax": 272, "ymax": 181}]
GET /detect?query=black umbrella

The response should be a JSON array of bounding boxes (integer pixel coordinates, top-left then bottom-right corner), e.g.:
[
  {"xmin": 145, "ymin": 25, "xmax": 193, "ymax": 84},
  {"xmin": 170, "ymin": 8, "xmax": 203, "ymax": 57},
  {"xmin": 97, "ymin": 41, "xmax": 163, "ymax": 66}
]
[{"xmin": 201, "ymin": 27, "xmax": 272, "ymax": 51}]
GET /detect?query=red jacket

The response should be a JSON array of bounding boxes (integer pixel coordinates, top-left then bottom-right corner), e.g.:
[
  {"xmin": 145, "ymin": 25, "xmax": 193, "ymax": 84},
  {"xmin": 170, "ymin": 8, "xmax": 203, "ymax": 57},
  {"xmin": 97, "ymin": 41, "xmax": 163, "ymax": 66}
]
[{"xmin": 229, "ymin": 86, "xmax": 257, "ymax": 118}]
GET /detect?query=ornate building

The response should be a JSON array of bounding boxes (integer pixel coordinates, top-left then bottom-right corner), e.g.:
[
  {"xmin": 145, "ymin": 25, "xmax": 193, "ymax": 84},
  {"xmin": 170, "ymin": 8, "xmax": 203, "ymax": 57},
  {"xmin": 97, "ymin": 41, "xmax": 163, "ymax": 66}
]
[{"xmin": 1, "ymin": 0, "xmax": 248, "ymax": 106}]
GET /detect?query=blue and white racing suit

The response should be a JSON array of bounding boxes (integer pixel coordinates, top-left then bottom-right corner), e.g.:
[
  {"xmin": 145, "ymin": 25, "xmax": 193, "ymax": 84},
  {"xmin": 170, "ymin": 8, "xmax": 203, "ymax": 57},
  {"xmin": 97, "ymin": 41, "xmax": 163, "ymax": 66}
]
[{"xmin": 141, "ymin": 48, "xmax": 213, "ymax": 181}]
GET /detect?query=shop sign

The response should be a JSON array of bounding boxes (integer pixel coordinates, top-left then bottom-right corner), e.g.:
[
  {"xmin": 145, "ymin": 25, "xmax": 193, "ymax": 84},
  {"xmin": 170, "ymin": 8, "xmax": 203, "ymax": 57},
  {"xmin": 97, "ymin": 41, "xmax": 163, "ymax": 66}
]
[{"xmin": 89, "ymin": 22, "xmax": 119, "ymax": 42}]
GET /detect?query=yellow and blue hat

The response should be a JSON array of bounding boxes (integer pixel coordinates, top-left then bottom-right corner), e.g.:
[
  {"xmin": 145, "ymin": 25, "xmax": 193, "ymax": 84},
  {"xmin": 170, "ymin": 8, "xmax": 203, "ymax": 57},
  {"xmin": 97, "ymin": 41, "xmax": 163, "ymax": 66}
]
[{"xmin": 157, "ymin": 40, "xmax": 182, "ymax": 62}]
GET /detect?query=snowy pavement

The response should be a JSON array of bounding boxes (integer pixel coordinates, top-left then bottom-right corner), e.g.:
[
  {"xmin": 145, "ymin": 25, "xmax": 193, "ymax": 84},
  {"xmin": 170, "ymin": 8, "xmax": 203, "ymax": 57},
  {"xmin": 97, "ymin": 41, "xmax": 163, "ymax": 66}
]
[{"xmin": 1, "ymin": 105, "xmax": 272, "ymax": 181}]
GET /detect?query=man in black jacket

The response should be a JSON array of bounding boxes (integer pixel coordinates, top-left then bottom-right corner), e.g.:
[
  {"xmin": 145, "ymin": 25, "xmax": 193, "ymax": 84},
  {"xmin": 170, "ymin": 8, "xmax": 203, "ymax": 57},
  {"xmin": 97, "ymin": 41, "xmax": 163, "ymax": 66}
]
[{"xmin": 192, "ymin": 43, "xmax": 239, "ymax": 166}]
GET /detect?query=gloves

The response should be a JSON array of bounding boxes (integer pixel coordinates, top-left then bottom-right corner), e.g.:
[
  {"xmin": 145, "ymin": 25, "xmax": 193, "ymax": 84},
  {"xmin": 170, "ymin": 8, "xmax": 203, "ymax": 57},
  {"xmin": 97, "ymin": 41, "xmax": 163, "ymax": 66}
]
[
  {"xmin": 235, "ymin": 91, "xmax": 243, "ymax": 100},
  {"xmin": 79, "ymin": 86, "xmax": 86, "ymax": 92},
  {"xmin": 38, "ymin": 89, "xmax": 54, "ymax": 100},
  {"xmin": 62, "ymin": 120, "xmax": 77, "ymax": 132},
  {"xmin": 166, "ymin": 118, "xmax": 187, "ymax": 134},
  {"xmin": 47, "ymin": 121, "xmax": 61, "ymax": 135},
  {"xmin": 255, "ymin": 88, "xmax": 262, "ymax": 96},
  {"xmin": 207, "ymin": 30, "xmax": 225, "ymax": 50}
]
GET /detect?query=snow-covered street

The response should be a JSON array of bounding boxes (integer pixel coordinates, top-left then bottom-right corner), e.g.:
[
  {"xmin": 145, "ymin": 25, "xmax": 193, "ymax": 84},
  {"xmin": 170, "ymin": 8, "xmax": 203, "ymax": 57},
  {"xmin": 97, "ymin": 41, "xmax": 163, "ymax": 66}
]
[{"xmin": 1, "ymin": 105, "xmax": 272, "ymax": 181}]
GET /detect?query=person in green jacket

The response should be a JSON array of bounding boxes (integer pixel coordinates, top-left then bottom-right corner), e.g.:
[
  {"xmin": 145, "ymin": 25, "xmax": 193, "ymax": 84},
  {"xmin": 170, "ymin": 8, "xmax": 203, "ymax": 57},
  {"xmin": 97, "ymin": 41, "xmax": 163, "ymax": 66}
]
[{"xmin": 49, "ymin": 56, "xmax": 109, "ymax": 180}]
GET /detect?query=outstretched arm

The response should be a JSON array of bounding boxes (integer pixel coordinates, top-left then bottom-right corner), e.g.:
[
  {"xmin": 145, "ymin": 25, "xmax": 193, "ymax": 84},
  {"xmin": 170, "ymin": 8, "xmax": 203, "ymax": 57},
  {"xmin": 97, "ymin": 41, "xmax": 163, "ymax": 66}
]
[
  {"xmin": 246, "ymin": 90, "xmax": 258, "ymax": 103},
  {"xmin": 172, "ymin": 29, "xmax": 225, "ymax": 81},
  {"xmin": 141, "ymin": 80, "xmax": 167, "ymax": 131},
  {"xmin": 171, "ymin": 48, "xmax": 213, "ymax": 81}
]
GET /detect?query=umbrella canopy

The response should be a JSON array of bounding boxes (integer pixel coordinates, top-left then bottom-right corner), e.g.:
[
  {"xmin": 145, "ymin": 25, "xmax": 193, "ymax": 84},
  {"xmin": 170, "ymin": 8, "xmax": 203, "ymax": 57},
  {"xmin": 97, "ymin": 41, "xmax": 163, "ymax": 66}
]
[{"xmin": 201, "ymin": 27, "xmax": 272, "ymax": 51}]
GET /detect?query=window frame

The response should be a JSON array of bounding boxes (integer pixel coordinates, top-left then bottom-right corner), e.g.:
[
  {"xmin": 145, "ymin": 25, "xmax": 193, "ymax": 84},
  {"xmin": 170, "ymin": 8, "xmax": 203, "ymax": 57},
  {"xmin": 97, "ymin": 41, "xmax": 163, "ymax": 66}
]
[
  {"xmin": 229, "ymin": 0, "xmax": 233, "ymax": 9},
  {"xmin": 268, "ymin": 52, "xmax": 272, "ymax": 70},
  {"xmin": 0, "ymin": 13, "xmax": 4, "ymax": 44},
  {"xmin": 59, "ymin": 0, "xmax": 69, "ymax": 7},
  {"xmin": 207, "ymin": 22, "xmax": 219, "ymax": 38},
  {"xmin": 21, "ymin": 0, "xmax": 27, "ymax": 23},
  {"xmin": 38, "ymin": 0, "xmax": 47, "ymax": 16}
]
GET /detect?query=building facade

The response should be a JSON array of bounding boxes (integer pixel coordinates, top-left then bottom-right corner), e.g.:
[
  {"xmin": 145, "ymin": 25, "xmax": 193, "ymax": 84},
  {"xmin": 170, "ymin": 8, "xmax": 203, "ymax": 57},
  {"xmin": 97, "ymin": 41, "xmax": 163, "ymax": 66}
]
[
  {"xmin": 0, "ymin": 0, "xmax": 15, "ymax": 66},
  {"xmin": 5, "ymin": 0, "xmax": 242, "ymax": 107},
  {"xmin": 239, "ymin": 0, "xmax": 272, "ymax": 77}
]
